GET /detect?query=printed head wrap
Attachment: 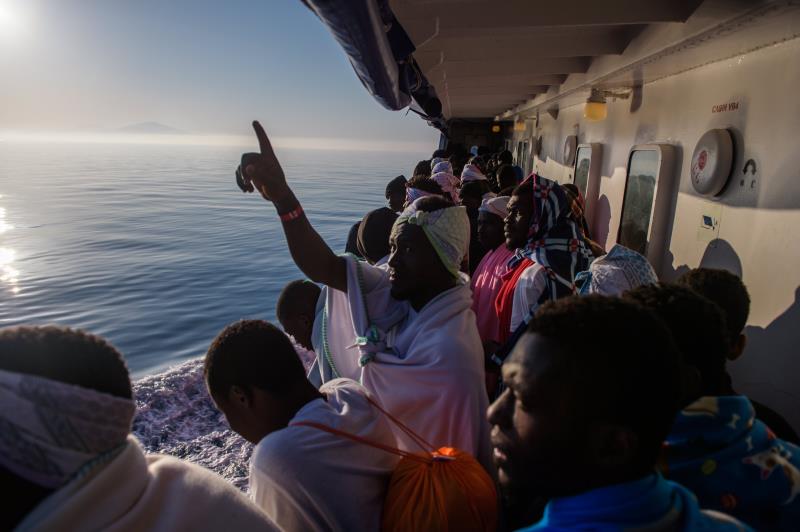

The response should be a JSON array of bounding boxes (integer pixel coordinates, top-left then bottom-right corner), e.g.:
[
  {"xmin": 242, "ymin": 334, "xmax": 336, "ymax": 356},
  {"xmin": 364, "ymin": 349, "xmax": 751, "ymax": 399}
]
[
  {"xmin": 577, "ymin": 244, "xmax": 658, "ymax": 296},
  {"xmin": 512, "ymin": 174, "xmax": 592, "ymax": 302},
  {"xmin": 391, "ymin": 199, "xmax": 470, "ymax": 280},
  {"xmin": 0, "ymin": 369, "xmax": 135, "ymax": 488},
  {"xmin": 405, "ymin": 187, "xmax": 439, "ymax": 205}
]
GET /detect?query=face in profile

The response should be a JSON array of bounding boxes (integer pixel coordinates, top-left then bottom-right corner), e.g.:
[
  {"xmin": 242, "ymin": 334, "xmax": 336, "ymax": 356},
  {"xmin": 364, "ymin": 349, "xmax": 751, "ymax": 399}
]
[
  {"xmin": 504, "ymin": 194, "xmax": 532, "ymax": 250},
  {"xmin": 387, "ymin": 223, "xmax": 441, "ymax": 301},
  {"xmin": 487, "ymin": 332, "xmax": 587, "ymax": 498},
  {"xmin": 387, "ymin": 189, "xmax": 405, "ymax": 213},
  {"xmin": 477, "ymin": 211, "xmax": 504, "ymax": 250},
  {"xmin": 209, "ymin": 386, "xmax": 280, "ymax": 445}
]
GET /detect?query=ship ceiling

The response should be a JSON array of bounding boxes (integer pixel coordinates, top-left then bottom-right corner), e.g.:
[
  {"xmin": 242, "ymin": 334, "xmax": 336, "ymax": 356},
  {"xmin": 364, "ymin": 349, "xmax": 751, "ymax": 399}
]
[{"xmin": 390, "ymin": 0, "xmax": 705, "ymax": 118}]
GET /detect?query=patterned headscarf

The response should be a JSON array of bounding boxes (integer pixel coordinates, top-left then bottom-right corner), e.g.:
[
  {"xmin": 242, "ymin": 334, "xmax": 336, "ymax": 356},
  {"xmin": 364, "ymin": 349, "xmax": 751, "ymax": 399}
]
[
  {"xmin": 577, "ymin": 244, "xmax": 658, "ymax": 296},
  {"xmin": 431, "ymin": 171, "xmax": 460, "ymax": 204},
  {"xmin": 512, "ymin": 174, "xmax": 592, "ymax": 301},
  {"xmin": 391, "ymin": 199, "xmax": 470, "ymax": 280},
  {"xmin": 405, "ymin": 187, "xmax": 438, "ymax": 204},
  {"xmin": 0, "ymin": 369, "xmax": 135, "ymax": 488}
]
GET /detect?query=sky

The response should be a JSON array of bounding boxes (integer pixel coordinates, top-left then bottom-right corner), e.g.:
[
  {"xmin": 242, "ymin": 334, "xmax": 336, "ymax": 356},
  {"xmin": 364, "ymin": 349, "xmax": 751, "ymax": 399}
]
[{"xmin": 0, "ymin": 0, "xmax": 441, "ymax": 151}]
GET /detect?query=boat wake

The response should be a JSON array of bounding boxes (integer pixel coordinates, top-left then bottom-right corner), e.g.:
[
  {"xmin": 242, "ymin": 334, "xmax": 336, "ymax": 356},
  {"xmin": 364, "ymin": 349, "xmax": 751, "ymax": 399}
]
[{"xmin": 132, "ymin": 359, "xmax": 253, "ymax": 490}]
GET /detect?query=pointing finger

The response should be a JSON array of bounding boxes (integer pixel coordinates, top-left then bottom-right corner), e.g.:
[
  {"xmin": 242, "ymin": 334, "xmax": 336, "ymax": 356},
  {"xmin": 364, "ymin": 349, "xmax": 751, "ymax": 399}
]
[{"xmin": 252, "ymin": 120, "xmax": 275, "ymax": 157}]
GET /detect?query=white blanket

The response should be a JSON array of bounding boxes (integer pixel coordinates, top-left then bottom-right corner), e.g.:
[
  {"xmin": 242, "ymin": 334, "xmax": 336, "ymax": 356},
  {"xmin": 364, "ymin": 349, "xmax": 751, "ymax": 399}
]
[
  {"xmin": 250, "ymin": 379, "xmax": 398, "ymax": 531},
  {"xmin": 313, "ymin": 256, "xmax": 493, "ymax": 472},
  {"xmin": 16, "ymin": 436, "xmax": 277, "ymax": 532}
]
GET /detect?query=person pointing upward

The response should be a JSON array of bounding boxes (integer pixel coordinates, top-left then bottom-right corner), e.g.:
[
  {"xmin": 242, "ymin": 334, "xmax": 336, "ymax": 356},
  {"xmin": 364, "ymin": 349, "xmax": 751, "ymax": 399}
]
[{"xmin": 238, "ymin": 121, "xmax": 493, "ymax": 471}]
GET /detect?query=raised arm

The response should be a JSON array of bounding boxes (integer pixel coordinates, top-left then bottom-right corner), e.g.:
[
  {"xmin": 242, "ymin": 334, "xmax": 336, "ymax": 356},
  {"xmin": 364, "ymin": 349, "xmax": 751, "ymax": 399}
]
[{"xmin": 241, "ymin": 121, "xmax": 347, "ymax": 292}]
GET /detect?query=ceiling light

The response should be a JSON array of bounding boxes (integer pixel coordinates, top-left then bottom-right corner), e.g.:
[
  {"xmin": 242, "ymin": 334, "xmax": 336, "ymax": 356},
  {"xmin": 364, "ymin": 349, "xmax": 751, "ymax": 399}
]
[{"xmin": 584, "ymin": 89, "xmax": 607, "ymax": 121}]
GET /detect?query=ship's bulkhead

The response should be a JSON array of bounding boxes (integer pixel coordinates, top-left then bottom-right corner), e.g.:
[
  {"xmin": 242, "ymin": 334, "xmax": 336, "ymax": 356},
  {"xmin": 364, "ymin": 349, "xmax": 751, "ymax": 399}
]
[{"xmin": 410, "ymin": 1, "xmax": 800, "ymax": 433}]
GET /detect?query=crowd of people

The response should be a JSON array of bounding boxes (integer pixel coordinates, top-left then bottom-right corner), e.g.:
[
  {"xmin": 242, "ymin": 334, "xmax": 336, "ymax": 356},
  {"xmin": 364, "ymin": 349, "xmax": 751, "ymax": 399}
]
[{"xmin": 2, "ymin": 120, "xmax": 799, "ymax": 531}]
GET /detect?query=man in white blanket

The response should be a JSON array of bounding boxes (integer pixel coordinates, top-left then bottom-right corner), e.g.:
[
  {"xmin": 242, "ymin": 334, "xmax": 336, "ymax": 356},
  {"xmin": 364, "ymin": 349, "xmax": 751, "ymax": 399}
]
[
  {"xmin": 0, "ymin": 325, "xmax": 276, "ymax": 532},
  {"xmin": 238, "ymin": 121, "xmax": 493, "ymax": 472},
  {"xmin": 205, "ymin": 320, "xmax": 400, "ymax": 531}
]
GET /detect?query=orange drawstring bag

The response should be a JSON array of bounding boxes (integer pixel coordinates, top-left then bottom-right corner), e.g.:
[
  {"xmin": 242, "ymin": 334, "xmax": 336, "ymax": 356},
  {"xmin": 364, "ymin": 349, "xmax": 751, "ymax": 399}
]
[{"xmin": 292, "ymin": 396, "xmax": 497, "ymax": 532}]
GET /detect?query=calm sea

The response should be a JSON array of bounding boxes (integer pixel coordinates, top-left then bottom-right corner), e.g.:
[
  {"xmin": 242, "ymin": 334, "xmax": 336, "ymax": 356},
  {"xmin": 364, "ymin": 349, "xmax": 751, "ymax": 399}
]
[{"xmin": 0, "ymin": 140, "xmax": 428, "ymax": 377}]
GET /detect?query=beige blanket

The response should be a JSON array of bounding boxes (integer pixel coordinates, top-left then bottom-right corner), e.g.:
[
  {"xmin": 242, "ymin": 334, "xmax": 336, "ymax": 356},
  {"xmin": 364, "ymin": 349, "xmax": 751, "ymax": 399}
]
[{"xmin": 16, "ymin": 436, "xmax": 277, "ymax": 531}]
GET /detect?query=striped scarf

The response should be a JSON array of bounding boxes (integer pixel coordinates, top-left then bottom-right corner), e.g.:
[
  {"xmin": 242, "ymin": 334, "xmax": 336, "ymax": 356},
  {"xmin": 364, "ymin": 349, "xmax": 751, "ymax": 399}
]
[{"xmin": 509, "ymin": 174, "xmax": 592, "ymax": 302}]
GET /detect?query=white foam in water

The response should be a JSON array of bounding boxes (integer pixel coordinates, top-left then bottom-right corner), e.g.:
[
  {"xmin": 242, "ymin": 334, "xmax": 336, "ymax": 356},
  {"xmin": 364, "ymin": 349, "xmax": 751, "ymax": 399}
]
[
  {"xmin": 132, "ymin": 338, "xmax": 316, "ymax": 491},
  {"xmin": 132, "ymin": 358, "xmax": 253, "ymax": 490}
]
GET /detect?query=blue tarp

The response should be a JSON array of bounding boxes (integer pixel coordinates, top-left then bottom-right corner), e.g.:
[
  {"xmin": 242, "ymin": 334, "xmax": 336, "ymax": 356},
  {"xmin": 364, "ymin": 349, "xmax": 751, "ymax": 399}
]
[{"xmin": 301, "ymin": 0, "xmax": 445, "ymax": 130}]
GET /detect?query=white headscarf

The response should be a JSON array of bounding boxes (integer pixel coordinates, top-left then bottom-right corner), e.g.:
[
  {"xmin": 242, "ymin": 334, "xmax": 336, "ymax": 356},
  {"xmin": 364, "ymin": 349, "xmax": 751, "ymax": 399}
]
[
  {"xmin": 479, "ymin": 195, "xmax": 510, "ymax": 219},
  {"xmin": 430, "ymin": 157, "xmax": 445, "ymax": 170},
  {"xmin": 391, "ymin": 199, "xmax": 470, "ymax": 279},
  {"xmin": 461, "ymin": 163, "xmax": 487, "ymax": 183},
  {"xmin": 0, "ymin": 369, "xmax": 135, "ymax": 488},
  {"xmin": 432, "ymin": 161, "xmax": 453, "ymax": 175}
]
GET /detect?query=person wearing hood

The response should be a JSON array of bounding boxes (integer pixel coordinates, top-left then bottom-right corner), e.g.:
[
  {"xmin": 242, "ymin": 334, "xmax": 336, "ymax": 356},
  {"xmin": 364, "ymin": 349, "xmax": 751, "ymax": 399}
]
[
  {"xmin": 627, "ymin": 284, "xmax": 800, "ymax": 530},
  {"xmin": 494, "ymin": 175, "xmax": 592, "ymax": 346}
]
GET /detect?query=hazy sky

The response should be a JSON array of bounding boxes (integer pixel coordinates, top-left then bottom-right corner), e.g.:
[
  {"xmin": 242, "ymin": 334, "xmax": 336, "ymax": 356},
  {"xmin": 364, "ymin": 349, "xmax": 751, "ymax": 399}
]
[{"xmin": 0, "ymin": 0, "xmax": 440, "ymax": 149}]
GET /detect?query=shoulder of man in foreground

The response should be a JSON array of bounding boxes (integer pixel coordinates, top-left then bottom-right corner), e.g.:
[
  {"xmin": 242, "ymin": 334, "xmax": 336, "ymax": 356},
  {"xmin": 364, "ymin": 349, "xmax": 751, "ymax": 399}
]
[{"xmin": 145, "ymin": 454, "xmax": 279, "ymax": 530}]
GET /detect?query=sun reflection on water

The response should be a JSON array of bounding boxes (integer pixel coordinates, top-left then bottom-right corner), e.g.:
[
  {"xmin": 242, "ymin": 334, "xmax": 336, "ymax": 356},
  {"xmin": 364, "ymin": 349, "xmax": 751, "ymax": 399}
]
[
  {"xmin": 0, "ymin": 200, "xmax": 20, "ymax": 294},
  {"xmin": 0, "ymin": 208, "xmax": 15, "ymax": 234}
]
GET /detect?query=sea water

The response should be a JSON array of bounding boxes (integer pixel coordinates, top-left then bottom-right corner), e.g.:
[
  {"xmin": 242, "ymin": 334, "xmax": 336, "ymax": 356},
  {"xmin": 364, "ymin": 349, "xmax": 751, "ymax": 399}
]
[{"xmin": 0, "ymin": 139, "xmax": 428, "ymax": 487}]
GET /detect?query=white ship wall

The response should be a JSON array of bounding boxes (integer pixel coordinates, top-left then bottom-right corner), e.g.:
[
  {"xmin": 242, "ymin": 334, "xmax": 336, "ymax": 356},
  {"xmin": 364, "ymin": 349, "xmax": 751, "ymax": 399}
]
[{"xmin": 509, "ymin": 37, "xmax": 800, "ymax": 432}]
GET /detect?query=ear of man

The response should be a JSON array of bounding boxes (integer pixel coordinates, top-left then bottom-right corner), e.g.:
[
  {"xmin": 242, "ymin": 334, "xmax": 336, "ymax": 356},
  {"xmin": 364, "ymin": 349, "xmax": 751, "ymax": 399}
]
[
  {"xmin": 588, "ymin": 424, "xmax": 640, "ymax": 470},
  {"xmin": 729, "ymin": 333, "xmax": 747, "ymax": 361}
]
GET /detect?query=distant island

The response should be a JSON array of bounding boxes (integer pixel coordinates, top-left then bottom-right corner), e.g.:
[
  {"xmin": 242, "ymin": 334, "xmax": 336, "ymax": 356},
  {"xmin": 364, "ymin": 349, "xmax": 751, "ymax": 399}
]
[{"xmin": 115, "ymin": 122, "xmax": 184, "ymax": 135}]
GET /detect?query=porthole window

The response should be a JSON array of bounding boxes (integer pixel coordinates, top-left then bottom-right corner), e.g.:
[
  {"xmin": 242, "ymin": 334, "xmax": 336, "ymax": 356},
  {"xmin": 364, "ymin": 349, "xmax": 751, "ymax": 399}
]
[
  {"xmin": 619, "ymin": 150, "xmax": 658, "ymax": 255},
  {"xmin": 572, "ymin": 143, "xmax": 602, "ymax": 233},
  {"xmin": 573, "ymin": 146, "xmax": 592, "ymax": 198},
  {"xmin": 617, "ymin": 145, "xmax": 677, "ymax": 272}
]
